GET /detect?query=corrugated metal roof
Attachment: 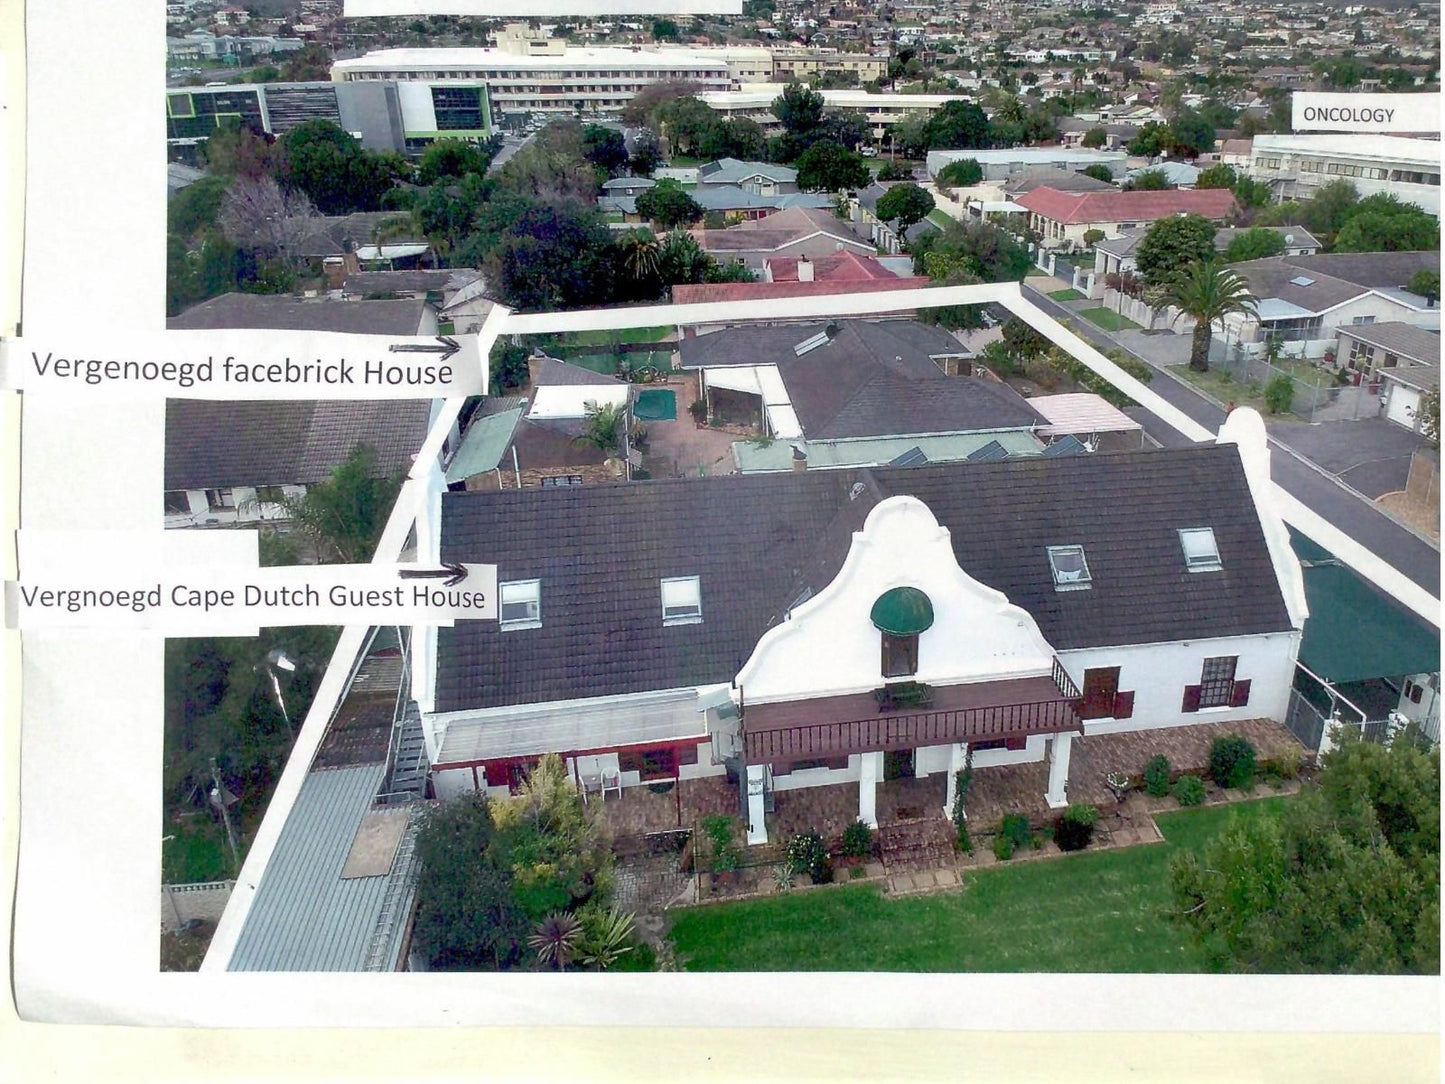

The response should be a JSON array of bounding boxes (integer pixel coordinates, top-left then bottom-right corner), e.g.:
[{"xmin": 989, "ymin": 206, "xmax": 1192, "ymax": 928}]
[
  {"xmin": 445, "ymin": 407, "xmax": 523, "ymax": 483},
  {"xmin": 230, "ymin": 764, "xmax": 407, "ymax": 971}
]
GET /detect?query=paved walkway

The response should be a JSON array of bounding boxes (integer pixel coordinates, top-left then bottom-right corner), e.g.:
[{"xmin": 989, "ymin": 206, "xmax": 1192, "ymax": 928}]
[{"xmin": 1023, "ymin": 284, "xmax": 1441, "ymax": 594}]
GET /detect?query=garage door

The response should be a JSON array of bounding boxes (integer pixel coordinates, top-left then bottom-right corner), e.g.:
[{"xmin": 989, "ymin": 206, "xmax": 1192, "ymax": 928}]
[{"xmin": 1386, "ymin": 384, "xmax": 1419, "ymax": 430}]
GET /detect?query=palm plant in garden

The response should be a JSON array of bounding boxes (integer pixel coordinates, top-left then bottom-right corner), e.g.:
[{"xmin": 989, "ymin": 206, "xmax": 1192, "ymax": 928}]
[
  {"xmin": 574, "ymin": 402, "xmax": 625, "ymax": 455},
  {"xmin": 1152, "ymin": 260, "xmax": 1257, "ymax": 373},
  {"xmin": 529, "ymin": 912, "xmax": 582, "ymax": 971},
  {"xmin": 618, "ymin": 229, "xmax": 660, "ymax": 282}
]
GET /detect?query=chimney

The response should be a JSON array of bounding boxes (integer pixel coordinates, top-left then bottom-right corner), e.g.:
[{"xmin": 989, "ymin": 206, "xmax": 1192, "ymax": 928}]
[
  {"xmin": 797, "ymin": 255, "xmax": 814, "ymax": 282},
  {"xmin": 791, "ymin": 445, "xmax": 808, "ymax": 472},
  {"xmin": 526, "ymin": 354, "xmax": 543, "ymax": 388}
]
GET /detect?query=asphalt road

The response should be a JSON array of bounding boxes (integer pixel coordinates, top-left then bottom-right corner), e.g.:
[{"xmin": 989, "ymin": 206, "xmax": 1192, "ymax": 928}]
[{"xmin": 1022, "ymin": 284, "xmax": 1441, "ymax": 597}]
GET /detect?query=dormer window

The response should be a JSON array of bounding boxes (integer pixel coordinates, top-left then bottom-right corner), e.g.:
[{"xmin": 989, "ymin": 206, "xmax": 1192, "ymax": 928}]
[
  {"xmin": 499, "ymin": 579, "xmax": 541, "ymax": 630},
  {"xmin": 661, "ymin": 576, "xmax": 702, "ymax": 625},
  {"xmin": 1179, "ymin": 528, "xmax": 1223, "ymax": 572},
  {"xmin": 1047, "ymin": 545, "xmax": 1092, "ymax": 591}
]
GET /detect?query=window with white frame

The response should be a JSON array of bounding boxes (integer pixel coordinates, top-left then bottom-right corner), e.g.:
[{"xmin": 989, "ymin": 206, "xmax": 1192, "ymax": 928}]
[
  {"xmin": 499, "ymin": 579, "xmax": 541, "ymax": 630},
  {"xmin": 1047, "ymin": 545, "xmax": 1092, "ymax": 591},
  {"xmin": 1179, "ymin": 527, "xmax": 1223, "ymax": 572},
  {"xmin": 661, "ymin": 576, "xmax": 702, "ymax": 625}
]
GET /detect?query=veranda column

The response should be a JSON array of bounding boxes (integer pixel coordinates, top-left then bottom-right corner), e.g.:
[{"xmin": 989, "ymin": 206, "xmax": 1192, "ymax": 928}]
[
  {"xmin": 1045, "ymin": 732, "xmax": 1073, "ymax": 809},
  {"xmin": 943, "ymin": 742, "xmax": 966, "ymax": 819},
  {"xmin": 858, "ymin": 751, "xmax": 883, "ymax": 828},
  {"xmin": 745, "ymin": 763, "xmax": 768, "ymax": 845}
]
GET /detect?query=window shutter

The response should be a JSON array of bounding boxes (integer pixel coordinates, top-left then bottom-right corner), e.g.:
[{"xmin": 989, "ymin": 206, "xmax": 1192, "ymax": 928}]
[
  {"xmin": 1182, "ymin": 685, "xmax": 1202, "ymax": 713},
  {"xmin": 1229, "ymin": 679, "xmax": 1252, "ymax": 708},
  {"xmin": 1113, "ymin": 690, "xmax": 1135, "ymax": 719}
]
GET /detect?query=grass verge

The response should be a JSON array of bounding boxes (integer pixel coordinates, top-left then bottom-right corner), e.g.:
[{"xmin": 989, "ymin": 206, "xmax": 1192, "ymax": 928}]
[{"xmin": 1079, "ymin": 307, "xmax": 1142, "ymax": 332}]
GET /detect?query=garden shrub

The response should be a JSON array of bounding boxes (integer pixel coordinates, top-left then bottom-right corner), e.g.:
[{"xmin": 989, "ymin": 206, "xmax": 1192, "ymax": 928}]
[
  {"xmin": 956, "ymin": 822, "xmax": 973, "ymax": 854},
  {"xmin": 1000, "ymin": 813, "xmax": 1032, "ymax": 850},
  {"xmin": 787, "ymin": 830, "xmax": 833, "ymax": 884},
  {"xmin": 1265, "ymin": 374, "xmax": 1295, "ymax": 415},
  {"xmin": 1173, "ymin": 774, "xmax": 1206, "ymax": 806},
  {"xmin": 1209, "ymin": 734, "xmax": 1258, "ymax": 789},
  {"xmin": 702, "ymin": 814, "xmax": 739, "ymax": 872},
  {"xmin": 841, "ymin": 819, "xmax": 873, "ymax": 859},
  {"xmin": 1268, "ymin": 745, "xmax": 1304, "ymax": 780},
  {"xmin": 1053, "ymin": 803, "xmax": 1098, "ymax": 852},
  {"xmin": 992, "ymin": 833, "xmax": 1016, "ymax": 861},
  {"xmin": 1143, "ymin": 754, "xmax": 1172, "ymax": 797}
]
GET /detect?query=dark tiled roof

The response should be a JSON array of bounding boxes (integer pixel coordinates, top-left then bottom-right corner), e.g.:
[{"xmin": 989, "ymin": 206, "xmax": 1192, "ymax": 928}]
[
  {"xmin": 165, "ymin": 399, "xmax": 433, "ymax": 490},
  {"xmin": 435, "ymin": 445, "xmax": 1294, "ymax": 712},
  {"xmin": 531, "ymin": 356, "xmax": 625, "ymax": 387},
  {"xmin": 680, "ymin": 320, "xmax": 1043, "ymax": 439},
  {"xmin": 168, "ymin": 293, "xmax": 429, "ymax": 334},
  {"xmin": 341, "ymin": 269, "xmax": 482, "ymax": 297},
  {"xmin": 1334, "ymin": 321, "xmax": 1440, "ymax": 364}
]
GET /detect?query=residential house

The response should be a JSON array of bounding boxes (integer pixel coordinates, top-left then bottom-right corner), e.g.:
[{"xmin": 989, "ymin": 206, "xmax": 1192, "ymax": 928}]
[
  {"xmin": 697, "ymin": 158, "xmax": 799, "ymax": 196},
  {"xmin": 691, "ymin": 206, "xmax": 876, "ymax": 269},
  {"xmin": 445, "ymin": 358, "xmax": 633, "ymax": 491},
  {"xmin": 340, "ymin": 268, "xmax": 487, "ymax": 314},
  {"xmin": 601, "ymin": 176, "xmax": 656, "ymax": 199},
  {"xmin": 1056, "ymin": 119, "xmax": 1140, "ymax": 151},
  {"xmin": 671, "ymin": 250, "xmax": 930, "ymax": 313},
  {"xmin": 851, "ymin": 180, "xmax": 946, "ymax": 255},
  {"xmin": 1125, "ymin": 160, "xmax": 1202, "ymax": 188},
  {"xmin": 1222, "ymin": 251, "xmax": 1441, "ymax": 360},
  {"xmin": 676, "ymin": 319, "xmax": 1048, "ymax": 472},
  {"xmin": 1332, "ymin": 321, "xmax": 1441, "ymax": 432},
  {"xmin": 927, "ymin": 147, "xmax": 1127, "ymax": 183},
  {"xmin": 415, "ymin": 419, "xmax": 1305, "ymax": 847},
  {"xmin": 165, "ymin": 398, "xmax": 433, "ymax": 528},
  {"xmin": 1088, "ymin": 225, "xmax": 1322, "ymax": 299},
  {"xmin": 1018, "ymin": 186, "xmax": 1239, "ymax": 250},
  {"xmin": 164, "ymin": 293, "xmax": 442, "ymax": 526},
  {"xmin": 1218, "ymin": 138, "xmax": 1253, "ymax": 171},
  {"xmin": 604, "ymin": 183, "xmax": 831, "ymax": 226}
]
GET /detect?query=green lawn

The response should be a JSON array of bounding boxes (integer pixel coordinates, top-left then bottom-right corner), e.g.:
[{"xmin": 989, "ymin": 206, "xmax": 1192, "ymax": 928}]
[
  {"xmin": 1080, "ymin": 307, "xmax": 1143, "ymax": 332},
  {"xmin": 1048, "ymin": 287, "xmax": 1085, "ymax": 301},
  {"xmin": 668, "ymin": 797, "xmax": 1292, "ymax": 973},
  {"xmin": 1026, "ymin": 266, "xmax": 1049, "ymax": 277},
  {"xmin": 927, "ymin": 208, "xmax": 954, "ymax": 229},
  {"xmin": 545, "ymin": 326, "xmax": 672, "ymax": 348}
]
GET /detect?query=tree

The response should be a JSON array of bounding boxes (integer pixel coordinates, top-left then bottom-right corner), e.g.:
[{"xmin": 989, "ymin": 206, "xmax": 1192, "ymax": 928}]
[
  {"xmin": 1195, "ymin": 163, "xmax": 1239, "ymax": 190},
  {"xmin": 1151, "ymin": 260, "xmax": 1257, "ymax": 372},
  {"xmin": 773, "ymin": 81, "xmax": 826, "ymax": 138},
  {"xmin": 200, "ymin": 125, "xmax": 281, "ymax": 180},
  {"xmin": 1081, "ymin": 163, "xmax": 1115, "ymax": 185},
  {"xmin": 1224, "ymin": 227, "xmax": 1286, "ymax": 263},
  {"xmin": 582, "ymin": 124, "xmax": 630, "ymax": 177},
  {"xmin": 622, "ymin": 80, "xmax": 704, "ymax": 129},
  {"xmin": 635, "ymin": 178, "xmax": 704, "ymax": 228},
  {"xmin": 1334, "ymin": 196, "xmax": 1441, "ymax": 253},
  {"xmin": 1002, "ymin": 316, "xmax": 1050, "ymax": 364},
  {"xmin": 218, "ymin": 175, "xmax": 319, "ymax": 271},
  {"xmin": 1128, "ymin": 120, "xmax": 1169, "ymax": 158},
  {"xmin": 1232, "ymin": 176, "xmax": 1274, "ymax": 209},
  {"xmin": 629, "ymin": 130, "xmax": 663, "ymax": 176},
  {"xmin": 1409, "ymin": 269, "xmax": 1441, "ymax": 305},
  {"xmin": 935, "ymin": 157, "xmax": 983, "ymax": 189},
  {"xmin": 488, "ymin": 203, "xmax": 615, "ymax": 311},
  {"xmin": 617, "ymin": 229, "xmax": 661, "ymax": 283},
  {"xmin": 1137, "ymin": 213, "xmax": 1217, "ymax": 289},
  {"xmin": 279, "ymin": 120, "xmax": 404, "ymax": 214},
  {"xmin": 657, "ymin": 229, "xmax": 712, "ymax": 285},
  {"xmin": 489, "ymin": 340, "xmax": 531, "ymax": 394},
  {"xmin": 1165, "ymin": 107, "xmax": 1215, "ymax": 157},
  {"xmin": 651, "ymin": 17, "xmax": 680, "ymax": 41},
  {"xmin": 412, "ymin": 794, "xmax": 529, "ymax": 970},
  {"xmin": 912, "ymin": 217, "xmax": 1031, "ymax": 282},
  {"xmin": 574, "ymin": 402, "xmax": 625, "ymax": 456},
  {"xmin": 1124, "ymin": 168, "xmax": 1173, "ymax": 191},
  {"xmin": 417, "ymin": 138, "xmax": 495, "ymax": 184},
  {"xmin": 281, "ymin": 43, "xmax": 332, "ymax": 82},
  {"xmin": 817, "ymin": 108, "xmax": 869, "ymax": 151},
  {"xmin": 795, "ymin": 141, "xmax": 869, "ymax": 192},
  {"xmin": 875, "ymin": 182, "xmax": 936, "ymax": 233},
  {"xmin": 168, "ymin": 174, "xmax": 231, "ymax": 240},
  {"xmin": 656, "ymin": 95, "xmax": 722, "ymax": 158},
  {"xmin": 529, "ymin": 913, "xmax": 583, "ymax": 970},
  {"xmin": 278, "ymin": 444, "xmax": 404, "ymax": 563},
  {"xmin": 922, "ymin": 101, "xmax": 990, "ymax": 149},
  {"xmin": 1081, "ymin": 126, "xmax": 1107, "ymax": 148},
  {"xmin": 1301, "ymin": 179, "xmax": 1360, "ymax": 236},
  {"xmin": 1418, "ymin": 387, "xmax": 1440, "ymax": 449},
  {"xmin": 698, "ymin": 117, "xmax": 767, "ymax": 162},
  {"xmin": 1170, "ymin": 734, "xmax": 1440, "ymax": 974}
]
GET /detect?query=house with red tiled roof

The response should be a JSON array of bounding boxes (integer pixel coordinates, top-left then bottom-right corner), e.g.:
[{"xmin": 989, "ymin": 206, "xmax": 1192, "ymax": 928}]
[
  {"xmin": 1016, "ymin": 186, "xmax": 1239, "ymax": 250},
  {"xmin": 670, "ymin": 251, "xmax": 930, "ymax": 321}
]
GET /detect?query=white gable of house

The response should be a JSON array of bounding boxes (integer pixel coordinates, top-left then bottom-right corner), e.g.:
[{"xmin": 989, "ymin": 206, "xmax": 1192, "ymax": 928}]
[{"xmin": 736, "ymin": 495, "xmax": 1057, "ymax": 704}]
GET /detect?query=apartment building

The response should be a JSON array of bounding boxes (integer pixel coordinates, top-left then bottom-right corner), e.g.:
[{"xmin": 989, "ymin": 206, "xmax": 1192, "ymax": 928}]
[
  {"xmin": 1249, "ymin": 134, "xmax": 1442, "ymax": 216},
  {"xmin": 700, "ymin": 86, "xmax": 974, "ymax": 141}
]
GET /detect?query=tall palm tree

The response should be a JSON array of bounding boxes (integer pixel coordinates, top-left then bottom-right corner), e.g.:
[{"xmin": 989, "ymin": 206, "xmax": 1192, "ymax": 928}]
[
  {"xmin": 618, "ymin": 229, "xmax": 660, "ymax": 282},
  {"xmin": 1152, "ymin": 260, "xmax": 1258, "ymax": 373}
]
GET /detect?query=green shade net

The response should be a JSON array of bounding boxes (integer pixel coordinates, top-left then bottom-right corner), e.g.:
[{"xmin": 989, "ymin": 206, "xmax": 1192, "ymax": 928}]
[{"xmin": 870, "ymin": 587, "xmax": 935, "ymax": 636}]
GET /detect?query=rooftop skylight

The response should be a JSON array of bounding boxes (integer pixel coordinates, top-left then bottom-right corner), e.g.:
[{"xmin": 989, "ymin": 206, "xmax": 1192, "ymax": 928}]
[
  {"xmin": 1047, "ymin": 545, "xmax": 1092, "ymax": 591},
  {"xmin": 1179, "ymin": 528, "xmax": 1223, "ymax": 572}
]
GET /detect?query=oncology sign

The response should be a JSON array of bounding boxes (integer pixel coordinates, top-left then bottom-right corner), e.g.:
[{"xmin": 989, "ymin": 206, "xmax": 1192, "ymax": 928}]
[{"xmin": 1293, "ymin": 92, "xmax": 1440, "ymax": 133}]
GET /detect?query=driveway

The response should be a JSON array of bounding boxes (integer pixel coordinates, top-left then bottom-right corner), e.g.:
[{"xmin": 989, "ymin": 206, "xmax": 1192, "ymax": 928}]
[{"xmin": 1264, "ymin": 417, "xmax": 1430, "ymax": 500}]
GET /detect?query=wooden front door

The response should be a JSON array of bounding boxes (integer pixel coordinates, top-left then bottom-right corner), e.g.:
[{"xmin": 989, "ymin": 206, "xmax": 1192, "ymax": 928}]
[{"xmin": 1081, "ymin": 667, "xmax": 1120, "ymax": 720}]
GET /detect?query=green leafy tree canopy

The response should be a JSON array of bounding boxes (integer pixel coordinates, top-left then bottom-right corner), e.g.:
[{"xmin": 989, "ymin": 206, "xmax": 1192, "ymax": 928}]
[
  {"xmin": 795, "ymin": 141, "xmax": 870, "ymax": 192},
  {"xmin": 1137, "ymin": 213, "xmax": 1217, "ymax": 289}
]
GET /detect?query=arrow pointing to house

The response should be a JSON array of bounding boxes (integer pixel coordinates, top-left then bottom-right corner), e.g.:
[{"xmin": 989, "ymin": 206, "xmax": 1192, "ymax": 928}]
[
  {"xmin": 397, "ymin": 562, "xmax": 469, "ymax": 588},
  {"xmin": 388, "ymin": 335, "xmax": 461, "ymax": 363}
]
